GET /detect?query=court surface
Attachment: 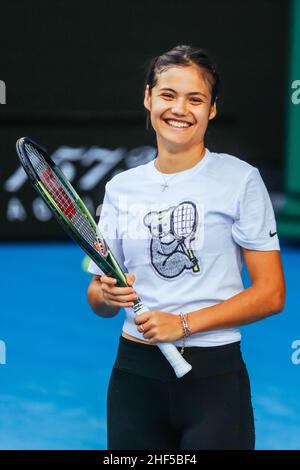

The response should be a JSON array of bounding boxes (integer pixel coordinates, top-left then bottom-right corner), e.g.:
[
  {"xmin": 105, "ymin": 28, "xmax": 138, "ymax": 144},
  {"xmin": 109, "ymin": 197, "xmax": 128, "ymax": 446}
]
[{"xmin": 0, "ymin": 241, "xmax": 299, "ymax": 450}]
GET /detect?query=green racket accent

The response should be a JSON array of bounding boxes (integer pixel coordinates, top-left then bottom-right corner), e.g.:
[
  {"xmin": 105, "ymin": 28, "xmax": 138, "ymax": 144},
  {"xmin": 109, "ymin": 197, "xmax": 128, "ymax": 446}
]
[{"xmin": 187, "ymin": 248, "xmax": 200, "ymax": 272}]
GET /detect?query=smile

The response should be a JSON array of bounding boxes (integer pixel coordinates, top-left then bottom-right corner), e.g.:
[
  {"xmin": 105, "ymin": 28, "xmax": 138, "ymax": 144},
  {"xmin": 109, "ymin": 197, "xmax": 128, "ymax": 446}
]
[{"xmin": 163, "ymin": 119, "xmax": 193, "ymax": 130}]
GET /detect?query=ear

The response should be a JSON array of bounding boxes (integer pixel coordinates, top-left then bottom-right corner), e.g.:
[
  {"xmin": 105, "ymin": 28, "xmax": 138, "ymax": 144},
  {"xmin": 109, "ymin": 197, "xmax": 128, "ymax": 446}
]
[
  {"xmin": 144, "ymin": 84, "xmax": 151, "ymax": 112},
  {"xmin": 208, "ymin": 102, "xmax": 217, "ymax": 121}
]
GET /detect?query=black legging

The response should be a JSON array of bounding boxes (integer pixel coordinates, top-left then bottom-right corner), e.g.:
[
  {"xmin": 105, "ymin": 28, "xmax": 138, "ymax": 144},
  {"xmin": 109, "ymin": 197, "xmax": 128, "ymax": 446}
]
[{"xmin": 107, "ymin": 335, "xmax": 255, "ymax": 450}]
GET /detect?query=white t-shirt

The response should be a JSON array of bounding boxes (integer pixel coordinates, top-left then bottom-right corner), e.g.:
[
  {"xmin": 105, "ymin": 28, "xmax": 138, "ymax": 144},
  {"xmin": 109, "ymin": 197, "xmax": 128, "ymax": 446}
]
[{"xmin": 88, "ymin": 147, "xmax": 280, "ymax": 347}]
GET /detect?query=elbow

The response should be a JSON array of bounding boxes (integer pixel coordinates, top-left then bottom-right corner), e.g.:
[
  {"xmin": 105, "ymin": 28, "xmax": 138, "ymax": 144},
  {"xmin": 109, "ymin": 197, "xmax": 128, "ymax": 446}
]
[
  {"xmin": 271, "ymin": 287, "xmax": 286, "ymax": 315},
  {"xmin": 86, "ymin": 285, "xmax": 101, "ymax": 316},
  {"xmin": 278, "ymin": 292, "xmax": 286, "ymax": 313},
  {"xmin": 87, "ymin": 286, "xmax": 95, "ymax": 310},
  {"xmin": 87, "ymin": 286, "xmax": 119, "ymax": 318},
  {"xmin": 276, "ymin": 296, "xmax": 286, "ymax": 314}
]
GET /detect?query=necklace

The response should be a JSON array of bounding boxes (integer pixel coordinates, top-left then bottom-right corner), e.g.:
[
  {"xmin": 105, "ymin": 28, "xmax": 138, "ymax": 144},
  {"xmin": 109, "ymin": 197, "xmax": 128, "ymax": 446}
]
[
  {"xmin": 154, "ymin": 159, "xmax": 176, "ymax": 191},
  {"xmin": 154, "ymin": 148, "xmax": 206, "ymax": 192}
]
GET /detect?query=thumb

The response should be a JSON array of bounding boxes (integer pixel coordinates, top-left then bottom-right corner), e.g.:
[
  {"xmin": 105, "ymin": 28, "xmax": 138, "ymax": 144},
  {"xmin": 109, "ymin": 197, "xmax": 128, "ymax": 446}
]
[{"xmin": 125, "ymin": 273, "xmax": 136, "ymax": 286}]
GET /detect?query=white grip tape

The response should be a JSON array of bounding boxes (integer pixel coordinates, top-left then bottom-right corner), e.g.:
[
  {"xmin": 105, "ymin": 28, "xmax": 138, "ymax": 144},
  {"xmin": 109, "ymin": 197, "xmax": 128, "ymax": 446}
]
[
  {"xmin": 134, "ymin": 304, "xmax": 192, "ymax": 378},
  {"xmin": 157, "ymin": 342, "xmax": 192, "ymax": 378}
]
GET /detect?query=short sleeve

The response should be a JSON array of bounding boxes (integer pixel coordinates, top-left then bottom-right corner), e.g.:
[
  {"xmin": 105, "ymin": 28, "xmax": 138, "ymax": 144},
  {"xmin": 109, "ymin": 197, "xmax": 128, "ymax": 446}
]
[
  {"xmin": 231, "ymin": 168, "xmax": 280, "ymax": 250},
  {"xmin": 87, "ymin": 183, "xmax": 126, "ymax": 275}
]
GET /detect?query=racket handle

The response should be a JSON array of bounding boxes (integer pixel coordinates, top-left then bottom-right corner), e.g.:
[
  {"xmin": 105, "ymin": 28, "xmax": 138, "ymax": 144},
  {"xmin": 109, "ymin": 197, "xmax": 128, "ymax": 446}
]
[
  {"xmin": 187, "ymin": 248, "xmax": 200, "ymax": 273},
  {"xmin": 156, "ymin": 342, "xmax": 193, "ymax": 378},
  {"xmin": 133, "ymin": 301, "xmax": 192, "ymax": 378}
]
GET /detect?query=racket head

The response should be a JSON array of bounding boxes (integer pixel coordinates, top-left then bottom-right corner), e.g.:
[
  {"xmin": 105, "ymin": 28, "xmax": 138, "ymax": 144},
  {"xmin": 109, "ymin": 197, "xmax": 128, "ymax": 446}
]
[
  {"xmin": 171, "ymin": 201, "xmax": 197, "ymax": 239},
  {"xmin": 16, "ymin": 137, "xmax": 126, "ymax": 285},
  {"xmin": 17, "ymin": 137, "xmax": 84, "ymax": 212}
]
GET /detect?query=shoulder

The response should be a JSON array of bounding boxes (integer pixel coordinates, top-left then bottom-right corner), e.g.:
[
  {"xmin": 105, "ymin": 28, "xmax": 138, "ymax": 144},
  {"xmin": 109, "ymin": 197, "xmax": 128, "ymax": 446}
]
[
  {"xmin": 105, "ymin": 159, "xmax": 154, "ymax": 193},
  {"xmin": 208, "ymin": 149, "xmax": 256, "ymax": 174},
  {"xmin": 207, "ymin": 149, "xmax": 258, "ymax": 187}
]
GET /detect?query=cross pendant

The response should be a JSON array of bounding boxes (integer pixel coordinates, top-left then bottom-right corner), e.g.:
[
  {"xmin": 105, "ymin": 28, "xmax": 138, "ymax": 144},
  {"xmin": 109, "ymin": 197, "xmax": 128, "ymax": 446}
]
[{"xmin": 161, "ymin": 183, "xmax": 168, "ymax": 191}]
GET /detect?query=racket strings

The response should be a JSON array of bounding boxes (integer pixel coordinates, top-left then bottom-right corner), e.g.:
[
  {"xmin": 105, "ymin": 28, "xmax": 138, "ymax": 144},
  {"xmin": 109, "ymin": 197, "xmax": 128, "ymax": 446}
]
[
  {"xmin": 25, "ymin": 143, "xmax": 100, "ymax": 251},
  {"xmin": 173, "ymin": 203, "xmax": 195, "ymax": 238},
  {"xmin": 25, "ymin": 144, "xmax": 75, "ymax": 216}
]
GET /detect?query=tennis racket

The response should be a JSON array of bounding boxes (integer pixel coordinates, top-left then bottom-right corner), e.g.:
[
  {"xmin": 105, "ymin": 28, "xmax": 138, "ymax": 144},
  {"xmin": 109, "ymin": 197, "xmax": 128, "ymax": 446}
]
[
  {"xmin": 171, "ymin": 202, "xmax": 200, "ymax": 273},
  {"xmin": 16, "ymin": 137, "xmax": 192, "ymax": 379}
]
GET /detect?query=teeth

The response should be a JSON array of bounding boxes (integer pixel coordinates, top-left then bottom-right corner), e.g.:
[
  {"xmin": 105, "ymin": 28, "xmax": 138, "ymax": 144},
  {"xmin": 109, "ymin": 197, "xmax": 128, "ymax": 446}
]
[{"xmin": 166, "ymin": 120, "xmax": 191, "ymax": 128}]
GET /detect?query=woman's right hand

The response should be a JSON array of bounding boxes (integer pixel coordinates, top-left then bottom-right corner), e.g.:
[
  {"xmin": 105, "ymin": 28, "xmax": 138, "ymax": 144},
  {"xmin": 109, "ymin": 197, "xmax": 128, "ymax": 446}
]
[{"xmin": 100, "ymin": 273, "xmax": 138, "ymax": 308}]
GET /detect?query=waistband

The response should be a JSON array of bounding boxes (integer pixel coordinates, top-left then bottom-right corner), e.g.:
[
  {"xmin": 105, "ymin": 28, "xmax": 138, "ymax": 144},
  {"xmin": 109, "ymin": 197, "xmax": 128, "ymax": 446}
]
[{"xmin": 112, "ymin": 335, "xmax": 246, "ymax": 382}]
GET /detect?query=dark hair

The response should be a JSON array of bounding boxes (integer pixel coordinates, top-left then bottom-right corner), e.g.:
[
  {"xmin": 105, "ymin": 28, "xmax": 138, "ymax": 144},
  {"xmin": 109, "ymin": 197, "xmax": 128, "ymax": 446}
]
[{"xmin": 143, "ymin": 44, "xmax": 221, "ymax": 130}]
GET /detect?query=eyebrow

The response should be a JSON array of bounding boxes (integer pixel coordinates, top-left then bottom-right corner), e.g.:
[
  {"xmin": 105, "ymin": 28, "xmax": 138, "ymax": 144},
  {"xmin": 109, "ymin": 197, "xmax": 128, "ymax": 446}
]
[{"xmin": 159, "ymin": 87, "xmax": 208, "ymax": 98}]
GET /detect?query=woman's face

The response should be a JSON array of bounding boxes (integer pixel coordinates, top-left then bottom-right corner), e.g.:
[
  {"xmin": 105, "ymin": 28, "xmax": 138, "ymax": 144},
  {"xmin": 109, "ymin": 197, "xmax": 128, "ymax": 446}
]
[{"xmin": 144, "ymin": 64, "xmax": 217, "ymax": 150}]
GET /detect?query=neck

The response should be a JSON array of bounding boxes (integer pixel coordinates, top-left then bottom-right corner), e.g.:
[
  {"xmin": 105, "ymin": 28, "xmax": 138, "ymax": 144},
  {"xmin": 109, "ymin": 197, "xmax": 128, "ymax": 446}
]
[{"xmin": 155, "ymin": 144, "xmax": 206, "ymax": 174}]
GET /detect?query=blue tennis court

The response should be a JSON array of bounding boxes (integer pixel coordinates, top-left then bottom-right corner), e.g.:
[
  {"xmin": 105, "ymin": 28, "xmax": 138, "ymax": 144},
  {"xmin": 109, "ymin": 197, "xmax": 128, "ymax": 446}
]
[{"xmin": 0, "ymin": 241, "xmax": 299, "ymax": 450}]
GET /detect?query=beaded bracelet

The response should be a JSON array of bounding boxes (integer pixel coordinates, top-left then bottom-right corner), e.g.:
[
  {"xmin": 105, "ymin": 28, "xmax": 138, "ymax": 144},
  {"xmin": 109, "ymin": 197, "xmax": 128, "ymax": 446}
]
[{"xmin": 179, "ymin": 313, "xmax": 191, "ymax": 355}]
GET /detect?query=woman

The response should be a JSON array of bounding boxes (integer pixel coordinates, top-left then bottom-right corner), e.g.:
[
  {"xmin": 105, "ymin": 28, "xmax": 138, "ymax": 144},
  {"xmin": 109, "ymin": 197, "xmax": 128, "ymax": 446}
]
[{"xmin": 87, "ymin": 45, "xmax": 285, "ymax": 450}]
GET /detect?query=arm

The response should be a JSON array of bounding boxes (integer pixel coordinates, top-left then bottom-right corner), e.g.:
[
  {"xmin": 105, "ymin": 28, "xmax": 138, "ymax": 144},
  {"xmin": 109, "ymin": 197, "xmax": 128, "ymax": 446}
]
[
  {"xmin": 188, "ymin": 249, "xmax": 286, "ymax": 335},
  {"xmin": 87, "ymin": 273, "xmax": 138, "ymax": 318},
  {"xmin": 87, "ymin": 275, "xmax": 119, "ymax": 318}
]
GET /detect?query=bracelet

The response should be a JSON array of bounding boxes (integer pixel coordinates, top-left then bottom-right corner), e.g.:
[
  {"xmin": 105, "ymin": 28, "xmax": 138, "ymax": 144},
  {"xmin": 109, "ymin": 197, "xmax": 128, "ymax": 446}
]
[{"xmin": 179, "ymin": 313, "xmax": 191, "ymax": 355}]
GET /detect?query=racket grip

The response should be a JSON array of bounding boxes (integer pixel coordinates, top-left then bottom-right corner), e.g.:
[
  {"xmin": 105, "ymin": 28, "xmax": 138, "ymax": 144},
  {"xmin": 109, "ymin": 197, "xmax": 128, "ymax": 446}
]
[
  {"xmin": 156, "ymin": 342, "xmax": 193, "ymax": 378},
  {"xmin": 187, "ymin": 248, "xmax": 200, "ymax": 273},
  {"xmin": 133, "ymin": 301, "xmax": 192, "ymax": 378}
]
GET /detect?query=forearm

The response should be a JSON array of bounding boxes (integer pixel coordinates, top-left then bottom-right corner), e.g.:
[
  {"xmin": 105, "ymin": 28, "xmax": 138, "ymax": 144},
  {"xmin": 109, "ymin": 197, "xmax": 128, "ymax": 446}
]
[
  {"xmin": 188, "ymin": 284, "xmax": 285, "ymax": 335},
  {"xmin": 87, "ymin": 282, "xmax": 119, "ymax": 318}
]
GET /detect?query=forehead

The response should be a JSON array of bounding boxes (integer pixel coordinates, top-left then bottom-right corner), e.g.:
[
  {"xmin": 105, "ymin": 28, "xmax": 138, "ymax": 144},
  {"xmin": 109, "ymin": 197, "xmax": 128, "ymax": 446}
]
[{"xmin": 156, "ymin": 65, "xmax": 210, "ymax": 94}]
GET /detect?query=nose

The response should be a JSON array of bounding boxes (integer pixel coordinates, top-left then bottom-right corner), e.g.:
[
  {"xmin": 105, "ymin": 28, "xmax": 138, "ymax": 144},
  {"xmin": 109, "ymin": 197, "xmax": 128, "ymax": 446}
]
[{"xmin": 171, "ymin": 98, "xmax": 188, "ymax": 116}]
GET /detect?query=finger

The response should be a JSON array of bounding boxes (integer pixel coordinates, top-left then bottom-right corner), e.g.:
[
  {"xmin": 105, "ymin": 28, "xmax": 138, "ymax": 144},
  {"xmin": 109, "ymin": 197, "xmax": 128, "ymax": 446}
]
[
  {"xmin": 135, "ymin": 312, "xmax": 151, "ymax": 325},
  {"xmin": 136, "ymin": 320, "xmax": 152, "ymax": 336},
  {"xmin": 137, "ymin": 325, "xmax": 147, "ymax": 334},
  {"xmin": 100, "ymin": 276, "xmax": 117, "ymax": 285},
  {"xmin": 103, "ymin": 295, "xmax": 135, "ymax": 308},
  {"xmin": 104, "ymin": 292, "xmax": 138, "ymax": 303},
  {"xmin": 142, "ymin": 328, "xmax": 156, "ymax": 340},
  {"xmin": 125, "ymin": 273, "xmax": 136, "ymax": 286},
  {"xmin": 102, "ymin": 285, "xmax": 136, "ymax": 296},
  {"xmin": 106, "ymin": 301, "xmax": 135, "ymax": 308}
]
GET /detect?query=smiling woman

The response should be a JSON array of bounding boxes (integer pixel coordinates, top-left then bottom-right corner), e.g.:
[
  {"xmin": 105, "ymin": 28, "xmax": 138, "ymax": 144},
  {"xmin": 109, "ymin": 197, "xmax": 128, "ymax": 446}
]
[
  {"xmin": 142, "ymin": 47, "xmax": 219, "ymax": 173},
  {"xmin": 87, "ymin": 44, "xmax": 285, "ymax": 450}
]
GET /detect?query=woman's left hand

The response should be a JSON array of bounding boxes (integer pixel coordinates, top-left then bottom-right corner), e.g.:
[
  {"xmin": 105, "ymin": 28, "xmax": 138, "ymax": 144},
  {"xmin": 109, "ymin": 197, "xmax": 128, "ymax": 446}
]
[{"xmin": 134, "ymin": 310, "xmax": 184, "ymax": 344}]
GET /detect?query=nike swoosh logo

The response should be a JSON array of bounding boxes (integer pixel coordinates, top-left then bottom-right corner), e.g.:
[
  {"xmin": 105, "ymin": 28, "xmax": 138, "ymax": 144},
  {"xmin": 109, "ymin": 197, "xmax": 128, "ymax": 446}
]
[{"xmin": 269, "ymin": 230, "xmax": 277, "ymax": 237}]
